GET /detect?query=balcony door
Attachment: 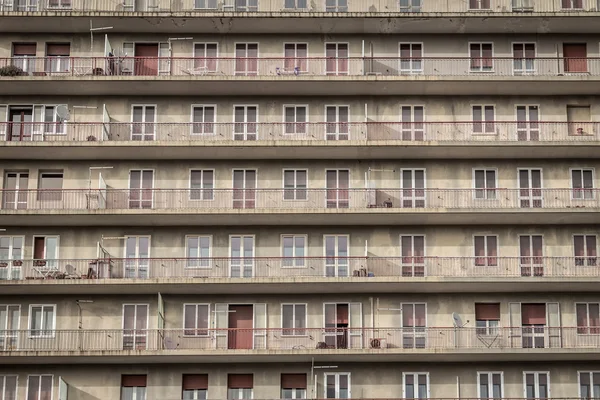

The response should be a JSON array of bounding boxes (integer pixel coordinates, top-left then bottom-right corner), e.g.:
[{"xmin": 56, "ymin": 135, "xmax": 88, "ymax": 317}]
[
  {"xmin": 0, "ymin": 305, "xmax": 20, "ymax": 350},
  {"xmin": 509, "ymin": 302, "xmax": 560, "ymax": 349},
  {"xmin": 124, "ymin": 236, "xmax": 150, "ymax": 278},
  {"xmin": 401, "ymin": 169, "xmax": 426, "ymax": 208},
  {"xmin": 235, "ymin": 44, "xmax": 258, "ymax": 76},
  {"xmin": 6, "ymin": 107, "xmax": 33, "ymax": 142},
  {"xmin": 129, "ymin": 170, "xmax": 154, "ymax": 209},
  {"xmin": 326, "ymin": 170, "xmax": 349, "ymax": 209},
  {"xmin": 520, "ymin": 235, "xmax": 543, "ymax": 276},
  {"xmin": 324, "ymin": 235, "xmax": 348, "ymax": 277},
  {"xmin": 214, "ymin": 303, "xmax": 266, "ymax": 350},
  {"xmin": 323, "ymin": 303, "xmax": 361, "ymax": 349},
  {"xmin": 325, "ymin": 43, "xmax": 348, "ymax": 76},
  {"xmin": 401, "ymin": 105, "xmax": 424, "ymax": 141},
  {"xmin": 563, "ymin": 43, "xmax": 587, "ymax": 73},
  {"xmin": 402, "ymin": 303, "xmax": 426, "ymax": 348},
  {"xmin": 123, "ymin": 304, "xmax": 148, "ymax": 350},
  {"xmin": 2, "ymin": 171, "xmax": 28, "ymax": 210},
  {"xmin": 325, "ymin": 106, "xmax": 349, "ymax": 141},
  {"xmin": 324, "ymin": 373, "xmax": 351, "ymax": 399},
  {"xmin": 516, "ymin": 105, "xmax": 539, "ymax": 141},
  {"xmin": 131, "ymin": 105, "xmax": 156, "ymax": 141},
  {"xmin": 401, "ymin": 235, "xmax": 425, "ymax": 277},
  {"xmin": 232, "ymin": 170, "xmax": 256, "ymax": 209},
  {"xmin": 0, "ymin": 236, "xmax": 24, "ymax": 280},
  {"xmin": 33, "ymin": 236, "xmax": 59, "ymax": 269},
  {"xmin": 229, "ymin": 235, "xmax": 254, "ymax": 278},
  {"xmin": 524, "ymin": 372, "xmax": 550, "ymax": 399},
  {"xmin": 518, "ymin": 169, "xmax": 542, "ymax": 208},
  {"xmin": 233, "ymin": 106, "xmax": 257, "ymax": 141}
]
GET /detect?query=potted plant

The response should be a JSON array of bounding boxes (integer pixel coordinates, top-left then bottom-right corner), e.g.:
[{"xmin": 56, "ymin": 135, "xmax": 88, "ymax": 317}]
[
  {"xmin": 0, "ymin": 65, "xmax": 26, "ymax": 76},
  {"xmin": 12, "ymin": 260, "xmax": 23, "ymax": 266}
]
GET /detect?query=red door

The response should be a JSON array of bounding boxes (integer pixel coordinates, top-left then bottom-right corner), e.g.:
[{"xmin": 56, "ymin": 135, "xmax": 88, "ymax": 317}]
[
  {"xmin": 228, "ymin": 305, "xmax": 253, "ymax": 349},
  {"xmin": 563, "ymin": 43, "xmax": 587, "ymax": 73},
  {"xmin": 135, "ymin": 44, "xmax": 159, "ymax": 76}
]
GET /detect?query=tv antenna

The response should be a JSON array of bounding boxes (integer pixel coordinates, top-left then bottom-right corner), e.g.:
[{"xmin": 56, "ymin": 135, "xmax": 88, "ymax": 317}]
[
  {"xmin": 452, "ymin": 312, "xmax": 469, "ymax": 328},
  {"xmin": 55, "ymin": 105, "xmax": 71, "ymax": 121}
]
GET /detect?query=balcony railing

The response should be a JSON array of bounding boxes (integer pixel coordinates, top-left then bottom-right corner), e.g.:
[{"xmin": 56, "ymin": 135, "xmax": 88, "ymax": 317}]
[
  {"xmin": 0, "ymin": 121, "xmax": 597, "ymax": 143},
  {"xmin": 0, "ymin": 0, "xmax": 596, "ymax": 13},
  {"xmin": 2, "ymin": 57, "xmax": 600, "ymax": 78},
  {"xmin": 1, "ymin": 256, "xmax": 598, "ymax": 281},
  {"xmin": 0, "ymin": 327, "xmax": 597, "ymax": 352},
  {"xmin": 0, "ymin": 188, "xmax": 598, "ymax": 211}
]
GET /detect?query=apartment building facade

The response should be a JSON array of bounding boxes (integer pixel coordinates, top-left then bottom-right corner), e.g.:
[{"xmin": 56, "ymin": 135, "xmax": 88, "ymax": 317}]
[{"xmin": 1, "ymin": 2, "xmax": 600, "ymax": 400}]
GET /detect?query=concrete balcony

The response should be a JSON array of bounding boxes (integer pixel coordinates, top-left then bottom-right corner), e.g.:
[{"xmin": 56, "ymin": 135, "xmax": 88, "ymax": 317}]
[
  {"xmin": 2, "ymin": 57, "xmax": 600, "ymax": 96},
  {"xmin": 1, "ymin": 0, "xmax": 599, "ymax": 34},
  {"xmin": 2, "ymin": 327, "xmax": 599, "ymax": 364},
  {"xmin": 1, "ymin": 257, "xmax": 599, "ymax": 295},
  {"xmin": 0, "ymin": 121, "xmax": 598, "ymax": 160},
  {"xmin": 1, "ymin": 188, "xmax": 599, "ymax": 226}
]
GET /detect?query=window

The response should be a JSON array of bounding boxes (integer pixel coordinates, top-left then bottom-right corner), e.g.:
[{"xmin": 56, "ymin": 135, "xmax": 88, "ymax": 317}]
[
  {"xmin": 37, "ymin": 171, "xmax": 63, "ymax": 201},
  {"xmin": 121, "ymin": 375, "xmax": 146, "ymax": 400},
  {"xmin": 402, "ymin": 373, "xmax": 428, "ymax": 399},
  {"xmin": 284, "ymin": 43, "xmax": 308, "ymax": 72},
  {"xmin": 324, "ymin": 235, "xmax": 349, "ymax": 277},
  {"xmin": 474, "ymin": 235, "xmax": 497, "ymax": 266},
  {"xmin": 232, "ymin": 170, "xmax": 256, "ymax": 210},
  {"xmin": 282, "ymin": 235, "xmax": 306, "ymax": 267},
  {"xmin": 123, "ymin": 304, "xmax": 148, "ymax": 350},
  {"xmin": 325, "ymin": 106, "xmax": 349, "ymax": 140},
  {"xmin": 324, "ymin": 373, "xmax": 350, "ymax": 399},
  {"xmin": 469, "ymin": 0, "xmax": 490, "ymax": 9},
  {"xmin": 401, "ymin": 235, "xmax": 425, "ymax": 277},
  {"xmin": 229, "ymin": 235, "xmax": 255, "ymax": 278},
  {"xmin": 579, "ymin": 372, "xmax": 600, "ymax": 399},
  {"xmin": 513, "ymin": 43, "xmax": 535, "ymax": 74},
  {"xmin": 325, "ymin": 170, "xmax": 349, "ymax": 209},
  {"xmin": 399, "ymin": 0, "xmax": 421, "ymax": 12},
  {"xmin": 284, "ymin": 0, "xmax": 307, "ymax": 9},
  {"xmin": 478, "ymin": 372, "xmax": 503, "ymax": 399},
  {"xmin": 399, "ymin": 43, "xmax": 422, "ymax": 74},
  {"xmin": 186, "ymin": 236, "xmax": 211, "ymax": 268},
  {"xmin": 12, "ymin": 43, "xmax": 36, "ymax": 73},
  {"xmin": 28, "ymin": 305, "xmax": 55, "ymax": 337},
  {"xmin": 234, "ymin": 105, "xmax": 258, "ymax": 140},
  {"xmin": 193, "ymin": 43, "xmax": 218, "ymax": 70},
  {"xmin": 228, "ymin": 374, "xmax": 253, "ymax": 400},
  {"xmin": 470, "ymin": 43, "xmax": 493, "ymax": 72},
  {"xmin": 33, "ymin": 236, "xmax": 59, "ymax": 270},
  {"xmin": 521, "ymin": 303, "xmax": 547, "ymax": 348},
  {"xmin": 235, "ymin": 44, "xmax": 258, "ymax": 76},
  {"xmin": 281, "ymin": 374, "xmax": 307, "ymax": 399},
  {"xmin": 282, "ymin": 304, "xmax": 306, "ymax": 335},
  {"xmin": 475, "ymin": 303, "xmax": 500, "ymax": 335},
  {"xmin": 182, "ymin": 375, "xmax": 208, "ymax": 400},
  {"xmin": 325, "ymin": 43, "xmax": 348, "ymax": 75},
  {"xmin": 474, "ymin": 169, "xmax": 497, "ymax": 199},
  {"xmin": 184, "ymin": 304, "xmax": 209, "ymax": 336},
  {"xmin": 472, "ymin": 105, "xmax": 495, "ymax": 133},
  {"xmin": 520, "ymin": 235, "xmax": 543, "ymax": 276},
  {"xmin": 124, "ymin": 236, "xmax": 150, "ymax": 278},
  {"xmin": 190, "ymin": 170, "xmax": 214, "ymax": 200},
  {"xmin": 562, "ymin": 0, "xmax": 583, "ymax": 9},
  {"xmin": 283, "ymin": 170, "xmax": 307, "ymax": 200},
  {"xmin": 0, "ymin": 236, "xmax": 24, "ymax": 280},
  {"xmin": 576, "ymin": 303, "xmax": 600, "ymax": 334},
  {"xmin": 283, "ymin": 105, "xmax": 307, "ymax": 135},
  {"xmin": 0, "ymin": 305, "xmax": 20, "ymax": 351},
  {"xmin": 131, "ymin": 105, "xmax": 156, "ymax": 141},
  {"xmin": 27, "ymin": 375, "xmax": 52, "ymax": 400},
  {"xmin": 574, "ymin": 235, "xmax": 597, "ymax": 266},
  {"xmin": 401, "ymin": 168, "xmax": 426, "ymax": 208},
  {"xmin": 519, "ymin": 168, "xmax": 543, "ymax": 208},
  {"xmin": 400, "ymin": 105, "xmax": 424, "ymax": 141},
  {"xmin": 325, "ymin": 0, "xmax": 347, "ymax": 12},
  {"xmin": 39, "ymin": 105, "xmax": 67, "ymax": 135},
  {"xmin": 0, "ymin": 375, "xmax": 17, "ymax": 400},
  {"xmin": 516, "ymin": 105, "xmax": 539, "ymax": 141},
  {"xmin": 191, "ymin": 106, "xmax": 215, "ymax": 135},
  {"xmin": 524, "ymin": 372, "xmax": 549, "ymax": 399},
  {"xmin": 129, "ymin": 170, "xmax": 154, "ymax": 210},
  {"xmin": 572, "ymin": 169, "xmax": 595, "ymax": 199},
  {"xmin": 45, "ymin": 43, "xmax": 70, "ymax": 73},
  {"xmin": 402, "ymin": 303, "xmax": 426, "ymax": 348}
]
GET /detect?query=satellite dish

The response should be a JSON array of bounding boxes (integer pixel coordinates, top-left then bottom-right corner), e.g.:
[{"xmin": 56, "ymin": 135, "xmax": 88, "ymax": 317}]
[
  {"xmin": 452, "ymin": 312, "xmax": 464, "ymax": 328},
  {"xmin": 56, "ymin": 105, "xmax": 70, "ymax": 121}
]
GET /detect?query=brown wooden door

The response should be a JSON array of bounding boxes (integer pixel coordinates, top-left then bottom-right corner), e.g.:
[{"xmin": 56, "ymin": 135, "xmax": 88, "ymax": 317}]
[
  {"xmin": 228, "ymin": 305, "xmax": 253, "ymax": 349},
  {"xmin": 134, "ymin": 44, "xmax": 159, "ymax": 76},
  {"xmin": 563, "ymin": 43, "xmax": 587, "ymax": 73},
  {"xmin": 8, "ymin": 109, "xmax": 33, "ymax": 141}
]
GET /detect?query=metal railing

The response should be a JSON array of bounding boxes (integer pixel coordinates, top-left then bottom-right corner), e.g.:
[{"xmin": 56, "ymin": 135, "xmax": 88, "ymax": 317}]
[
  {"xmin": 0, "ymin": 0, "xmax": 597, "ymax": 13},
  {"xmin": 0, "ymin": 188, "xmax": 598, "ymax": 211},
  {"xmin": 0, "ymin": 327, "xmax": 597, "ymax": 352},
  {"xmin": 1, "ymin": 57, "xmax": 599, "ymax": 78},
  {"xmin": 2, "ymin": 256, "xmax": 599, "ymax": 281},
  {"xmin": 0, "ymin": 121, "xmax": 598, "ymax": 143}
]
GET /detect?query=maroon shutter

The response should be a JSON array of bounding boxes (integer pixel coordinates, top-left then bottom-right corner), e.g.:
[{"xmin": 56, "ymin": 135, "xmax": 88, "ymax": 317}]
[
  {"xmin": 46, "ymin": 44, "xmax": 70, "ymax": 56},
  {"xmin": 33, "ymin": 237, "xmax": 45, "ymax": 259},
  {"xmin": 475, "ymin": 303, "xmax": 500, "ymax": 320},
  {"xmin": 281, "ymin": 374, "xmax": 307, "ymax": 389},
  {"xmin": 13, "ymin": 43, "xmax": 36, "ymax": 56},
  {"xmin": 121, "ymin": 375, "xmax": 147, "ymax": 387},
  {"xmin": 522, "ymin": 304, "xmax": 546, "ymax": 325},
  {"xmin": 183, "ymin": 374, "xmax": 208, "ymax": 390},
  {"xmin": 228, "ymin": 374, "xmax": 253, "ymax": 389}
]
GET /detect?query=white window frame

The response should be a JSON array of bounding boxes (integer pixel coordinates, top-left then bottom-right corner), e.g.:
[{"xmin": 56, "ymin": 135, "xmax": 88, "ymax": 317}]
[
  {"xmin": 185, "ymin": 235, "xmax": 212, "ymax": 269},
  {"xmin": 122, "ymin": 303, "xmax": 149, "ymax": 350},
  {"xmin": 515, "ymin": 104, "xmax": 541, "ymax": 141},
  {"xmin": 281, "ymin": 234, "xmax": 307, "ymax": 268},
  {"xmin": 28, "ymin": 304, "xmax": 56, "ymax": 338},
  {"xmin": 123, "ymin": 235, "xmax": 151, "ymax": 279},
  {"xmin": 228, "ymin": 388, "xmax": 253, "ymax": 400},
  {"xmin": 26, "ymin": 375, "xmax": 53, "ymax": 400},
  {"xmin": 523, "ymin": 371, "xmax": 550, "ymax": 399},
  {"xmin": 39, "ymin": 104, "xmax": 67, "ymax": 136},
  {"xmin": 518, "ymin": 168, "xmax": 544, "ymax": 208},
  {"xmin": 398, "ymin": 42, "xmax": 423, "ymax": 74},
  {"xmin": 324, "ymin": 43, "xmax": 349, "ymax": 75},
  {"xmin": 400, "ymin": 168, "xmax": 427, "ymax": 208},
  {"xmin": 473, "ymin": 234, "xmax": 498, "ymax": 267},
  {"xmin": 399, "ymin": 105, "xmax": 425, "ymax": 140},
  {"xmin": 324, "ymin": 105, "xmax": 350, "ymax": 140},
  {"xmin": 575, "ymin": 302, "xmax": 600, "ymax": 335},
  {"xmin": 472, "ymin": 168, "xmax": 498, "ymax": 200},
  {"xmin": 282, "ymin": 105, "xmax": 309, "ymax": 136},
  {"xmin": 0, "ymin": 236, "xmax": 24, "ymax": 280},
  {"xmin": 512, "ymin": 42, "xmax": 537, "ymax": 74},
  {"xmin": 281, "ymin": 387, "xmax": 306, "ymax": 399},
  {"xmin": 573, "ymin": 234, "xmax": 598, "ymax": 267},
  {"xmin": 472, "ymin": 104, "xmax": 496, "ymax": 134},
  {"xmin": 323, "ymin": 372, "xmax": 351, "ymax": 399},
  {"xmin": 283, "ymin": 43, "xmax": 309, "ymax": 73},
  {"xmin": 234, "ymin": 42, "xmax": 259, "ymax": 75},
  {"xmin": 189, "ymin": 169, "xmax": 215, "ymax": 201},
  {"xmin": 477, "ymin": 371, "xmax": 504, "ymax": 399},
  {"xmin": 469, "ymin": 42, "xmax": 494, "ymax": 72},
  {"xmin": 579, "ymin": 371, "xmax": 600, "ymax": 398},
  {"xmin": 400, "ymin": 234, "xmax": 426, "ymax": 272},
  {"xmin": 282, "ymin": 169, "xmax": 308, "ymax": 201},
  {"xmin": 562, "ymin": 0, "xmax": 583, "ymax": 9},
  {"xmin": 468, "ymin": 0, "xmax": 491, "ymax": 9},
  {"xmin": 192, "ymin": 42, "xmax": 219, "ymax": 68},
  {"xmin": 402, "ymin": 372, "xmax": 430, "ymax": 399},
  {"xmin": 280, "ymin": 303, "xmax": 307, "ymax": 336},
  {"xmin": 323, "ymin": 234, "xmax": 350, "ymax": 277},
  {"xmin": 0, "ymin": 305, "xmax": 20, "ymax": 351},
  {"xmin": 233, "ymin": 104, "xmax": 259, "ymax": 140},
  {"xmin": 130, "ymin": 104, "xmax": 157, "ymax": 141},
  {"xmin": 229, "ymin": 234, "xmax": 255, "ymax": 278},
  {"xmin": 570, "ymin": 167, "xmax": 595, "ymax": 200},
  {"xmin": 190, "ymin": 104, "xmax": 217, "ymax": 136},
  {"xmin": 0, "ymin": 375, "xmax": 18, "ymax": 400},
  {"xmin": 182, "ymin": 303, "xmax": 210, "ymax": 337}
]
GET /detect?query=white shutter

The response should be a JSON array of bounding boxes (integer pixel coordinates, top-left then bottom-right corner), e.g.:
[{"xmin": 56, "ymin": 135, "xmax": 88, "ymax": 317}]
[
  {"xmin": 0, "ymin": 105, "xmax": 7, "ymax": 140},
  {"xmin": 509, "ymin": 302, "xmax": 522, "ymax": 348},
  {"xmin": 214, "ymin": 303, "xmax": 228, "ymax": 349},
  {"xmin": 32, "ymin": 105, "xmax": 44, "ymax": 140},
  {"xmin": 349, "ymin": 303, "xmax": 363, "ymax": 348},
  {"xmin": 546, "ymin": 302, "xmax": 561, "ymax": 348},
  {"xmin": 158, "ymin": 43, "xmax": 170, "ymax": 76},
  {"xmin": 102, "ymin": 104, "xmax": 110, "ymax": 141},
  {"xmin": 253, "ymin": 303, "xmax": 267, "ymax": 349}
]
